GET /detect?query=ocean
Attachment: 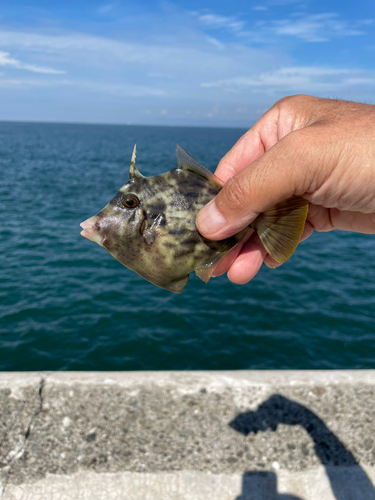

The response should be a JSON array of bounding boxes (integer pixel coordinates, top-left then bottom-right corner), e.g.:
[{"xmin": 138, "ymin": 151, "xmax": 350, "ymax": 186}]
[{"xmin": 1, "ymin": 121, "xmax": 374, "ymax": 371}]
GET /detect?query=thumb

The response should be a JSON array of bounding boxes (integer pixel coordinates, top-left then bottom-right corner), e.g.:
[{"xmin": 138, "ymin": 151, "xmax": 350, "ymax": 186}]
[{"xmin": 196, "ymin": 130, "xmax": 318, "ymax": 240}]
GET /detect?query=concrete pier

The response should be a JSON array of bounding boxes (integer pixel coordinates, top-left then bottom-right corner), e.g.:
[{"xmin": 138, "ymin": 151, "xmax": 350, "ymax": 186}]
[{"xmin": 0, "ymin": 370, "xmax": 374, "ymax": 499}]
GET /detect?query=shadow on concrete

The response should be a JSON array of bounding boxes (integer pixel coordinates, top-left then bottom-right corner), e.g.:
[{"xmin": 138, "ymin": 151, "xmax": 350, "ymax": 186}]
[
  {"xmin": 234, "ymin": 471, "xmax": 302, "ymax": 500},
  {"xmin": 230, "ymin": 394, "xmax": 375, "ymax": 500}
]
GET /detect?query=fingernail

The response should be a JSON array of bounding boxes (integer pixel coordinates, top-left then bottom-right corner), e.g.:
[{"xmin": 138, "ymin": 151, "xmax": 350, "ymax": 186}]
[{"xmin": 197, "ymin": 200, "xmax": 226, "ymax": 235}]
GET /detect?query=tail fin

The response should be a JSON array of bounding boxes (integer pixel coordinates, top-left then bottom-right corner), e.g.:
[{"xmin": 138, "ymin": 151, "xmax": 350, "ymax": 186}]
[{"xmin": 250, "ymin": 196, "xmax": 308, "ymax": 263}]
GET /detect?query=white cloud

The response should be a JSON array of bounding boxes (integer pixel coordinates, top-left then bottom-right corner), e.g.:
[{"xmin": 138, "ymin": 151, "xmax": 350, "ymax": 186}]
[
  {"xmin": 206, "ymin": 106, "xmax": 222, "ymax": 117},
  {"xmin": 97, "ymin": 3, "xmax": 117, "ymax": 14},
  {"xmin": 0, "ymin": 31, "xmax": 146, "ymax": 64},
  {"xmin": 147, "ymin": 72, "xmax": 174, "ymax": 79},
  {"xmin": 270, "ymin": 0, "xmax": 307, "ymax": 5},
  {"xmin": 0, "ymin": 77, "xmax": 165, "ymax": 96},
  {"xmin": 0, "ymin": 51, "xmax": 65, "ymax": 74},
  {"xmin": 357, "ymin": 19, "xmax": 374, "ymax": 26},
  {"xmin": 0, "ymin": 5, "xmax": 373, "ymax": 126},
  {"xmin": 236, "ymin": 107, "xmax": 250, "ymax": 114},
  {"xmin": 344, "ymin": 77, "xmax": 375, "ymax": 85},
  {"xmin": 0, "ymin": 78, "xmax": 60, "ymax": 88},
  {"xmin": 273, "ymin": 13, "xmax": 365, "ymax": 42},
  {"xmin": 0, "ymin": 29, "xmax": 283, "ymax": 80},
  {"xmin": 80, "ymin": 81, "xmax": 166, "ymax": 97},
  {"xmin": 0, "ymin": 30, "xmax": 205, "ymax": 68},
  {"xmin": 196, "ymin": 13, "xmax": 245, "ymax": 33},
  {"xmin": 201, "ymin": 66, "xmax": 375, "ymax": 93},
  {"xmin": 192, "ymin": 10, "xmax": 371, "ymax": 44},
  {"xmin": 206, "ymin": 36, "xmax": 225, "ymax": 50}
]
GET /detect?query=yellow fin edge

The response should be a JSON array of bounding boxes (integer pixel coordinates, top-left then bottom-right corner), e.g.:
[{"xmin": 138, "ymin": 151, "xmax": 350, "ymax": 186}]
[{"xmin": 251, "ymin": 196, "xmax": 308, "ymax": 263}]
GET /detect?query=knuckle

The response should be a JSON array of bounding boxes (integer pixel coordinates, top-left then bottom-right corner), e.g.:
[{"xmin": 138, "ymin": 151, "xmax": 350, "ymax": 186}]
[
  {"xmin": 277, "ymin": 94, "xmax": 310, "ymax": 109},
  {"xmin": 275, "ymin": 94, "xmax": 295, "ymax": 108},
  {"xmin": 276, "ymin": 94, "xmax": 315, "ymax": 121},
  {"xmin": 220, "ymin": 175, "xmax": 248, "ymax": 212},
  {"xmin": 273, "ymin": 95, "xmax": 316, "ymax": 134}
]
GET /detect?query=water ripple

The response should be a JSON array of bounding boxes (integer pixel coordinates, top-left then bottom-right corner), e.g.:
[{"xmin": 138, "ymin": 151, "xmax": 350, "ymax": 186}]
[{"xmin": 1, "ymin": 122, "xmax": 375, "ymax": 370}]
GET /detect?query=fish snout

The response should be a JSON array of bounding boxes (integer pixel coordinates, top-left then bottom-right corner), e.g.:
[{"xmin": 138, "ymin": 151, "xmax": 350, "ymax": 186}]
[{"xmin": 80, "ymin": 216, "xmax": 103, "ymax": 246}]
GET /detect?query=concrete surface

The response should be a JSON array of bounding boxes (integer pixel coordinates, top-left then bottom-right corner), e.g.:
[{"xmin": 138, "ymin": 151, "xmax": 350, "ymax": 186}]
[{"xmin": 0, "ymin": 370, "xmax": 374, "ymax": 499}]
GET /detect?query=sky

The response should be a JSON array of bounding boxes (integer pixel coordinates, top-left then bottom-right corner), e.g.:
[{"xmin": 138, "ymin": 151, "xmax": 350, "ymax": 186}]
[{"xmin": 0, "ymin": 0, "xmax": 374, "ymax": 126}]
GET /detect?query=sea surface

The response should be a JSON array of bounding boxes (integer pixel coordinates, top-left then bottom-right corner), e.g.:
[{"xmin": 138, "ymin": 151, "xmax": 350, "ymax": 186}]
[{"xmin": 1, "ymin": 121, "xmax": 375, "ymax": 371}]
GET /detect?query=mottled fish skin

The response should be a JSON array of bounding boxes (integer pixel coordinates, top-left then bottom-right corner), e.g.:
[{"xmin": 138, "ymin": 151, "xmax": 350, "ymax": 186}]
[{"xmin": 82, "ymin": 149, "xmax": 246, "ymax": 292}]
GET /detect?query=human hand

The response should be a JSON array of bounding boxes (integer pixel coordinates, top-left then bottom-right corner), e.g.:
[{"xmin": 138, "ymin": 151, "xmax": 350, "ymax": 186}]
[{"xmin": 196, "ymin": 95, "xmax": 375, "ymax": 284}]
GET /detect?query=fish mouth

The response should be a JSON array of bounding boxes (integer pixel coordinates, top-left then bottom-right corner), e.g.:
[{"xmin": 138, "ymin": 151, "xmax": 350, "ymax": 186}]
[{"xmin": 80, "ymin": 217, "xmax": 104, "ymax": 247}]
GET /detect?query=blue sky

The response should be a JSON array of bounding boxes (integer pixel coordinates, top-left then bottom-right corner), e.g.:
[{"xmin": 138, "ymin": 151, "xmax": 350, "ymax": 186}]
[{"xmin": 0, "ymin": 0, "xmax": 374, "ymax": 126}]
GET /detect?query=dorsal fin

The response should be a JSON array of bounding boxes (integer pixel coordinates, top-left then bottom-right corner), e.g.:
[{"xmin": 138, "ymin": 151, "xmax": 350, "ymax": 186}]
[
  {"xmin": 129, "ymin": 145, "xmax": 144, "ymax": 180},
  {"xmin": 175, "ymin": 145, "xmax": 222, "ymax": 187}
]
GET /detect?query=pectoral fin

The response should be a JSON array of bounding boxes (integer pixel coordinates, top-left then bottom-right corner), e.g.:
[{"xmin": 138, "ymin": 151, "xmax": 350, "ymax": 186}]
[
  {"xmin": 140, "ymin": 220, "xmax": 157, "ymax": 246},
  {"xmin": 143, "ymin": 228, "xmax": 156, "ymax": 246},
  {"xmin": 251, "ymin": 196, "xmax": 308, "ymax": 263}
]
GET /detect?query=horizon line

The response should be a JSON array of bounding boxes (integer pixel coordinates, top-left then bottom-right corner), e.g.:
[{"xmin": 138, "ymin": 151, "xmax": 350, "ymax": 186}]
[{"xmin": 0, "ymin": 118, "xmax": 250, "ymax": 130}]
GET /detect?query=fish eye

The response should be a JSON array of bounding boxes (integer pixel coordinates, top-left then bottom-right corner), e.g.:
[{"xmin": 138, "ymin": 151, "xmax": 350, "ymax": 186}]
[{"xmin": 122, "ymin": 195, "xmax": 139, "ymax": 209}]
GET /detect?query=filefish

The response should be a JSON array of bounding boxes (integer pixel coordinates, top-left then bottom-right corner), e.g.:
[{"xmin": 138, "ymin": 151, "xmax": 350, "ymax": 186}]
[{"xmin": 80, "ymin": 146, "xmax": 308, "ymax": 293}]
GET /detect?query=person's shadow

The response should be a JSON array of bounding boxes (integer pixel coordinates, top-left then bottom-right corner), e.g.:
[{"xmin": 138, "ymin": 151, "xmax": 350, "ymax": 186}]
[
  {"xmin": 235, "ymin": 470, "xmax": 302, "ymax": 500},
  {"xmin": 230, "ymin": 395, "xmax": 375, "ymax": 500}
]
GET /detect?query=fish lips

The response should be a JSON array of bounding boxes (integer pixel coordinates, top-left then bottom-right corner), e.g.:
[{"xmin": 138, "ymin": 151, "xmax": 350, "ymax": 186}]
[{"xmin": 80, "ymin": 217, "xmax": 104, "ymax": 247}]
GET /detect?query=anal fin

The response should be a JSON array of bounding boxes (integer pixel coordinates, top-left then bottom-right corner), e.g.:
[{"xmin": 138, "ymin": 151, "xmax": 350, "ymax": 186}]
[
  {"xmin": 195, "ymin": 267, "xmax": 214, "ymax": 283},
  {"xmin": 195, "ymin": 252, "xmax": 229, "ymax": 283},
  {"xmin": 167, "ymin": 276, "xmax": 189, "ymax": 294}
]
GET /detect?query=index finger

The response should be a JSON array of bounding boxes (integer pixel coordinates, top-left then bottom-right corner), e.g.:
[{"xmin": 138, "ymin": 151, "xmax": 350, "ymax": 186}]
[{"xmin": 215, "ymin": 104, "xmax": 281, "ymax": 183}]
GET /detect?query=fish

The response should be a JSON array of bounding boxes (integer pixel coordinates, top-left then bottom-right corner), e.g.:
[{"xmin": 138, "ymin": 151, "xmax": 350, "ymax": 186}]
[{"xmin": 80, "ymin": 145, "xmax": 308, "ymax": 293}]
